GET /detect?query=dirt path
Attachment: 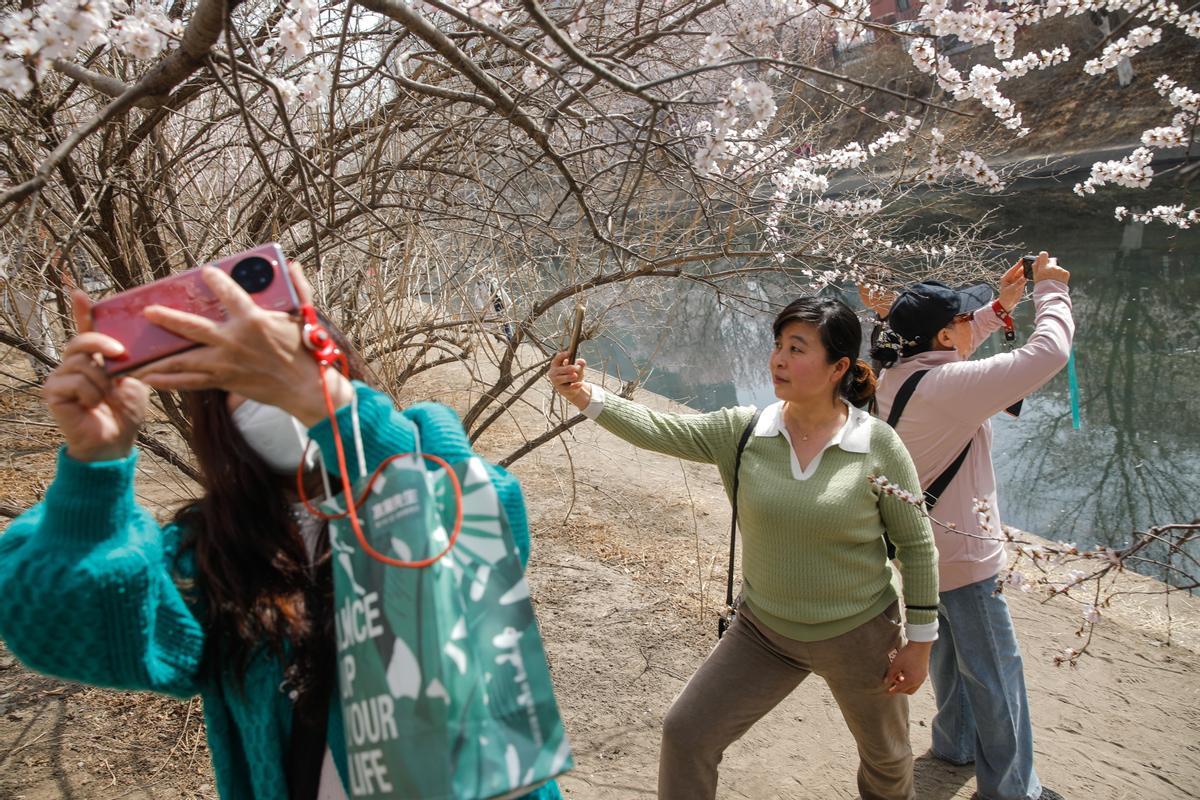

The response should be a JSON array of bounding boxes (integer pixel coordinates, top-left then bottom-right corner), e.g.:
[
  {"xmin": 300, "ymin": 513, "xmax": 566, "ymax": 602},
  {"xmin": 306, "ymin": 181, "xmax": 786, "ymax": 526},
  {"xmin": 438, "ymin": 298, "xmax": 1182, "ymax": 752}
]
[{"xmin": 2, "ymin": 363, "xmax": 1198, "ymax": 799}]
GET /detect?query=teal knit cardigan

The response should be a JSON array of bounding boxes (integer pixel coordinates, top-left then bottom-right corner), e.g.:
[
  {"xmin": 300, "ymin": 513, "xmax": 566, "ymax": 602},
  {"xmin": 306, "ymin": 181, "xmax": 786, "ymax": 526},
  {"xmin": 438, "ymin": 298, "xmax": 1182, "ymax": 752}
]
[{"xmin": 0, "ymin": 383, "xmax": 564, "ymax": 800}]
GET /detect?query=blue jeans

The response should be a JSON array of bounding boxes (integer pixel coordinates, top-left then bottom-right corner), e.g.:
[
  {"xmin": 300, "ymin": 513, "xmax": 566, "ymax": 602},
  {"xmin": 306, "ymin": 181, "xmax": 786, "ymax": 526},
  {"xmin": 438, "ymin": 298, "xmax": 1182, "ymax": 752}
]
[{"xmin": 931, "ymin": 575, "xmax": 1042, "ymax": 800}]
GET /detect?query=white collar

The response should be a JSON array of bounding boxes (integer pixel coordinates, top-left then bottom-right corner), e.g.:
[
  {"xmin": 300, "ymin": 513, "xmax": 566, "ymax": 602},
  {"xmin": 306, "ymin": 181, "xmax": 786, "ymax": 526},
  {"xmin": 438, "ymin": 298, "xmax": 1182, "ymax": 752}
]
[{"xmin": 753, "ymin": 399, "xmax": 873, "ymax": 454}]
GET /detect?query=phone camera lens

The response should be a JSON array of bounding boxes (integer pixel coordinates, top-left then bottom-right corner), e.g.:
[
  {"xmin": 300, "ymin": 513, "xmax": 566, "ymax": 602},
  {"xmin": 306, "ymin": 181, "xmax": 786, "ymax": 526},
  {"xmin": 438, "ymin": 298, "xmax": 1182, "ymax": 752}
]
[{"xmin": 231, "ymin": 257, "xmax": 274, "ymax": 294}]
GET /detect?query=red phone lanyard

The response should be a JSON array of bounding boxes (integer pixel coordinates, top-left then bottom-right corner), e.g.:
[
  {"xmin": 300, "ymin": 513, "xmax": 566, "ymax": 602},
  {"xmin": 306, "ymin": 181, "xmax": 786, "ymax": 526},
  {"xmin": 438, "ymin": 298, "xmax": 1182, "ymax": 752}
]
[
  {"xmin": 991, "ymin": 299, "xmax": 1016, "ymax": 342},
  {"xmin": 294, "ymin": 305, "xmax": 462, "ymax": 568}
]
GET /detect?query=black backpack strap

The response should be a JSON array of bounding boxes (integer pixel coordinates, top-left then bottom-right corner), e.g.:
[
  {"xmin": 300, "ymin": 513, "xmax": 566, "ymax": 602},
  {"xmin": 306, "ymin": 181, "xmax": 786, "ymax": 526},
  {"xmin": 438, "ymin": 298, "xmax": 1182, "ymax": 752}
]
[
  {"xmin": 719, "ymin": 408, "xmax": 762, "ymax": 639},
  {"xmin": 880, "ymin": 368, "xmax": 973, "ymax": 550},
  {"xmin": 886, "ymin": 370, "xmax": 929, "ymax": 427},
  {"xmin": 923, "ymin": 443, "xmax": 971, "ymax": 511}
]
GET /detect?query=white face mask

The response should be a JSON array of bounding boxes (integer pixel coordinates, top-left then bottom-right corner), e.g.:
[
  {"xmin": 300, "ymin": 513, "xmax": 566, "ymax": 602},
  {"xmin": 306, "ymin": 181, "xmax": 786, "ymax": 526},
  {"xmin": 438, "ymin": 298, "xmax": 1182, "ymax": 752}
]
[{"xmin": 231, "ymin": 399, "xmax": 315, "ymax": 473}]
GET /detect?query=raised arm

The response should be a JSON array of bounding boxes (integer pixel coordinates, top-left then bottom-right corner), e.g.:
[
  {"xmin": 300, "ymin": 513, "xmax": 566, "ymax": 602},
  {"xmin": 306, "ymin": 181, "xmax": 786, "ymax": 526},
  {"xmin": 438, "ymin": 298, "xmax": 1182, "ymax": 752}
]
[
  {"xmin": 547, "ymin": 352, "xmax": 746, "ymax": 464},
  {"xmin": 0, "ymin": 291, "xmax": 204, "ymax": 696},
  {"xmin": 966, "ymin": 259, "xmax": 1030, "ymax": 356},
  {"xmin": 927, "ymin": 273, "xmax": 1074, "ymax": 424},
  {"xmin": 0, "ymin": 451, "xmax": 205, "ymax": 697}
]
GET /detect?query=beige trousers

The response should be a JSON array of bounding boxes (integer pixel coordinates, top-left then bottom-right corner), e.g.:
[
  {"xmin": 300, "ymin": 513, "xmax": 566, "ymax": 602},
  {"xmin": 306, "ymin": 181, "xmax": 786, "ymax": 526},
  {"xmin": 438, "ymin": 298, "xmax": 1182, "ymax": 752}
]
[{"xmin": 658, "ymin": 603, "xmax": 913, "ymax": 800}]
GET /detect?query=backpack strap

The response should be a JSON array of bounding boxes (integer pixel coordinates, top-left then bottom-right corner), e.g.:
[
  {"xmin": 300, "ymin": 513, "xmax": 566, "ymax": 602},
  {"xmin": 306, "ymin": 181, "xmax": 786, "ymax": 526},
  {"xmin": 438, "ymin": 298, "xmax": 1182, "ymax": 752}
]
[
  {"xmin": 884, "ymin": 368, "xmax": 972, "ymax": 512},
  {"xmin": 719, "ymin": 408, "xmax": 763, "ymax": 639},
  {"xmin": 886, "ymin": 369, "xmax": 928, "ymax": 427}
]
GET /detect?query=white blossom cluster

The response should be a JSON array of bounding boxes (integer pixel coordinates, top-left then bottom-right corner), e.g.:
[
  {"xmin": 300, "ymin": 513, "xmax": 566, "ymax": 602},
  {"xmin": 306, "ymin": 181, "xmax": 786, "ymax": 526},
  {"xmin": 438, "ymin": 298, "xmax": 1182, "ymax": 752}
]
[
  {"xmin": 1, "ymin": 0, "xmax": 113, "ymax": 97},
  {"xmin": 759, "ymin": 118, "xmax": 920, "ymax": 237},
  {"xmin": 0, "ymin": 0, "xmax": 186, "ymax": 97},
  {"xmin": 867, "ymin": 474, "xmax": 922, "ymax": 506},
  {"xmin": 416, "ymin": 0, "xmax": 509, "ymax": 27},
  {"xmin": 113, "ymin": 1, "xmax": 179, "ymax": 61},
  {"xmin": 693, "ymin": 77, "xmax": 778, "ymax": 177},
  {"xmin": 858, "ymin": 115, "xmax": 922, "ymax": 158},
  {"xmin": 1083, "ymin": 25, "xmax": 1161, "ymax": 76},
  {"xmin": 1074, "ymin": 146, "xmax": 1154, "ymax": 195},
  {"xmin": 955, "ymin": 149, "xmax": 1004, "ymax": 192},
  {"xmin": 908, "ymin": 0, "xmax": 1200, "ymax": 138},
  {"xmin": 566, "ymin": 13, "xmax": 588, "ymax": 41},
  {"xmin": 1122, "ymin": 0, "xmax": 1200, "ymax": 38},
  {"xmin": 730, "ymin": 77, "xmax": 778, "ymax": 125},
  {"xmin": 1140, "ymin": 125, "xmax": 1187, "ymax": 147},
  {"xmin": 276, "ymin": 0, "xmax": 319, "ymax": 61},
  {"xmin": 921, "ymin": 0, "xmax": 1020, "ymax": 59},
  {"xmin": 825, "ymin": 0, "xmax": 872, "ymax": 45},
  {"xmin": 813, "ymin": 197, "xmax": 883, "ymax": 216},
  {"xmin": 923, "ymin": 127, "xmax": 954, "ymax": 182},
  {"xmin": 910, "ymin": 43, "xmax": 1065, "ymax": 133},
  {"xmin": 809, "ymin": 141, "xmax": 868, "ymax": 169},
  {"xmin": 771, "ymin": 163, "xmax": 829, "ymax": 195},
  {"xmin": 909, "ymin": 41, "xmax": 1038, "ymax": 132},
  {"xmin": 273, "ymin": 69, "xmax": 332, "ymax": 104},
  {"xmin": 697, "ymin": 32, "xmax": 729, "ymax": 67},
  {"xmin": 1004, "ymin": 570, "xmax": 1031, "ymax": 591},
  {"xmin": 852, "ymin": 229, "xmax": 960, "ymax": 259},
  {"xmin": 735, "ymin": 12, "xmax": 774, "ymax": 46},
  {"xmin": 1114, "ymin": 203, "xmax": 1200, "ymax": 228},
  {"xmin": 972, "ymin": 497, "xmax": 995, "ymax": 533},
  {"xmin": 1154, "ymin": 75, "xmax": 1200, "ymax": 129},
  {"xmin": 521, "ymin": 63, "xmax": 548, "ymax": 90}
]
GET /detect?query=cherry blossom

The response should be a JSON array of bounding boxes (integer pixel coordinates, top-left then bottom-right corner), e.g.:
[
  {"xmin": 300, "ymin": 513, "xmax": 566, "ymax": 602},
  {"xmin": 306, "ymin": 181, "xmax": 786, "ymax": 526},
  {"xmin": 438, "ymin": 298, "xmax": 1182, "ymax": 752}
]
[
  {"xmin": 697, "ymin": 33, "xmax": 729, "ymax": 66},
  {"xmin": 955, "ymin": 150, "xmax": 1004, "ymax": 192},
  {"xmin": 113, "ymin": 2, "xmax": 179, "ymax": 62},
  {"xmin": 277, "ymin": 0, "xmax": 319, "ymax": 61},
  {"xmin": 522, "ymin": 63, "xmax": 548, "ymax": 90},
  {"xmin": 813, "ymin": 197, "xmax": 883, "ymax": 217},
  {"xmin": 1074, "ymin": 147, "xmax": 1155, "ymax": 195},
  {"xmin": 297, "ymin": 68, "xmax": 331, "ymax": 103},
  {"xmin": 1115, "ymin": 203, "xmax": 1199, "ymax": 229},
  {"xmin": 1084, "ymin": 25, "xmax": 1162, "ymax": 76}
]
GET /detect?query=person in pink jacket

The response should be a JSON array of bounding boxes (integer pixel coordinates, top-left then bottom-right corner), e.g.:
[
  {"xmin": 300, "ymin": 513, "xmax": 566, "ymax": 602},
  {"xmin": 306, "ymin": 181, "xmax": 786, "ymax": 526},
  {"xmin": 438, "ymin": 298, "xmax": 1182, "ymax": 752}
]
[{"xmin": 864, "ymin": 252, "xmax": 1073, "ymax": 800}]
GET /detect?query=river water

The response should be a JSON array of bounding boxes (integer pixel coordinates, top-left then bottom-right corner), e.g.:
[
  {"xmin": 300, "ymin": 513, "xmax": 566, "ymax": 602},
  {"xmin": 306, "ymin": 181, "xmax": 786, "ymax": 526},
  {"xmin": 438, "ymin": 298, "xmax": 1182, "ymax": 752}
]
[{"xmin": 583, "ymin": 182, "xmax": 1200, "ymax": 561}]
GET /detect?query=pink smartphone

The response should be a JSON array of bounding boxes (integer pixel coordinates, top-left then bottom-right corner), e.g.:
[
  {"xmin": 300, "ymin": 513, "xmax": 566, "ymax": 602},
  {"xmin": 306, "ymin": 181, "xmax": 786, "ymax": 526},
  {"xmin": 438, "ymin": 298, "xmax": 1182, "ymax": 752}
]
[{"xmin": 91, "ymin": 243, "xmax": 300, "ymax": 375}]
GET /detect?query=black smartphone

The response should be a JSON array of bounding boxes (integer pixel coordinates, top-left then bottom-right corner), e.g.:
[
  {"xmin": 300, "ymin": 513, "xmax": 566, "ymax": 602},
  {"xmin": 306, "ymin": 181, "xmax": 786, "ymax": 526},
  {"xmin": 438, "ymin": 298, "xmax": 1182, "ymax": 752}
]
[
  {"xmin": 1021, "ymin": 254, "xmax": 1037, "ymax": 281},
  {"xmin": 566, "ymin": 302, "xmax": 585, "ymax": 363}
]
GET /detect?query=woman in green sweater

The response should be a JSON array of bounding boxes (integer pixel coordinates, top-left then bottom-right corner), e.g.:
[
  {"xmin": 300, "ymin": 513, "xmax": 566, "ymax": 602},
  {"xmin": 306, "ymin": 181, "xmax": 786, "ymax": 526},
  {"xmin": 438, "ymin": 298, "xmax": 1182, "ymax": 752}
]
[
  {"xmin": 0, "ymin": 265, "xmax": 562, "ymax": 800},
  {"xmin": 549, "ymin": 295, "xmax": 938, "ymax": 800}
]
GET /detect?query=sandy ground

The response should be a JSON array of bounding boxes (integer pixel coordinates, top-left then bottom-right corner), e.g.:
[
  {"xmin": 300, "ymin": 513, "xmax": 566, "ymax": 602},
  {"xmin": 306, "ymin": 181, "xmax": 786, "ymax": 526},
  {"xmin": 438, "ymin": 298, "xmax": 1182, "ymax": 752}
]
[{"xmin": 2, "ymin": 356, "xmax": 1199, "ymax": 800}]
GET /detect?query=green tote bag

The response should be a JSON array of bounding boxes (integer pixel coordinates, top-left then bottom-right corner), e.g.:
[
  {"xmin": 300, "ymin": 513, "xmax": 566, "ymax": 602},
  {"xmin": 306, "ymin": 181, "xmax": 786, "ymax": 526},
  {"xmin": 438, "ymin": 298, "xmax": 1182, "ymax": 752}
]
[{"xmin": 327, "ymin": 449, "xmax": 573, "ymax": 799}]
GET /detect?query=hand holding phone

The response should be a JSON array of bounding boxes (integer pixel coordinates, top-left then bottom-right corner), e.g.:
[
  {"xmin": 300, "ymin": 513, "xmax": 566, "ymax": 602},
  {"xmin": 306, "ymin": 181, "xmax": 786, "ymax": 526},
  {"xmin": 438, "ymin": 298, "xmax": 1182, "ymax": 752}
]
[
  {"xmin": 91, "ymin": 243, "xmax": 300, "ymax": 375},
  {"xmin": 566, "ymin": 302, "xmax": 586, "ymax": 364},
  {"xmin": 95, "ymin": 251, "xmax": 350, "ymax": 424},
  {"xmin": 41, "ymin": 291, "xmax": 151, "ymax": 462},
  {"xmin": 1020, "ymin": 254, "xmax": 1037, "ymax": 281}
]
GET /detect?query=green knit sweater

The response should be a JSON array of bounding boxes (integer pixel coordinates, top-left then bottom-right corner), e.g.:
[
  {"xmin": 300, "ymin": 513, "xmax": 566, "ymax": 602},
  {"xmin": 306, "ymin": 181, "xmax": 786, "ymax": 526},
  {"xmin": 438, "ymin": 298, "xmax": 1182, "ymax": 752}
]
[
  {"xmin": 593, "ymin": 393, "xmax": 938, "ymax": 640},
  {"xmin": 0, "ymin": 384, "xmax": 563, "ymax": 800}
]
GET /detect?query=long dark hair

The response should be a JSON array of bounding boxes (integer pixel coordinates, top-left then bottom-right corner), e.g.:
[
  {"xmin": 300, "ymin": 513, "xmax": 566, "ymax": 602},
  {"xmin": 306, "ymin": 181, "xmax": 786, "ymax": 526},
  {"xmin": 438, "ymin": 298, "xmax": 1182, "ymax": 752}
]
[
  {"xmin": 173, "ymin": 316, "xmax": 369, "ymax": 715},
  {"xmin": 773, "ymin": 296, "xmax": 877, "ymax": 407}
]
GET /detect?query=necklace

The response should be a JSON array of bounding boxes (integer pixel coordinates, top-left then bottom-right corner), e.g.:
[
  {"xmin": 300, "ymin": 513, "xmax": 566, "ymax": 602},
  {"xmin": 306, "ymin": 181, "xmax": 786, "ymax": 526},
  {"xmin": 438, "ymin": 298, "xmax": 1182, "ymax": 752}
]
[{"xmin": 784, "ymin": 404, "xmax": 844, "ymax": 443}]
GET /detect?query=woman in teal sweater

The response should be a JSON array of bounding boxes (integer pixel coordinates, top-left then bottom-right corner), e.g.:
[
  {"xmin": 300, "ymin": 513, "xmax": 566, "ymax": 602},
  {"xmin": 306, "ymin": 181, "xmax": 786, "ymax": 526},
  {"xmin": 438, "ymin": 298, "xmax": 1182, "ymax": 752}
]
[
  {"xmin": 0, "ymin": 264, "xmax": 562, "ymax": 800},
  {"xmin": 548, "ymin": 295, "xmax": 938, "ymax": 800}
]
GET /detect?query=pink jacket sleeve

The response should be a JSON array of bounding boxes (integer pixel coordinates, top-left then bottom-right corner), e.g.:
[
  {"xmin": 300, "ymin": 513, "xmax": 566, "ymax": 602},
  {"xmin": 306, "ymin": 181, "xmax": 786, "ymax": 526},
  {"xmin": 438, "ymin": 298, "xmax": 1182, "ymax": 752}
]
[
  {"xmin": 968, "ymin": 301, "xmax": 1006, "ymax": 355},
  {"xmin": 925, "ymin": 280, "xmax": 1074, "ymax": 424}
]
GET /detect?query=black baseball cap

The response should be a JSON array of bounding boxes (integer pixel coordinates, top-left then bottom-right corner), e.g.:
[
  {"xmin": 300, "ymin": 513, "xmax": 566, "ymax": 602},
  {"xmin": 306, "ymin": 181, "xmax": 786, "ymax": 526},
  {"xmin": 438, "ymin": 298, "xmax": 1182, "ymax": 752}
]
[{"xmin": 886, "ymin": 281, "xmax": 994, "ymax": 344}]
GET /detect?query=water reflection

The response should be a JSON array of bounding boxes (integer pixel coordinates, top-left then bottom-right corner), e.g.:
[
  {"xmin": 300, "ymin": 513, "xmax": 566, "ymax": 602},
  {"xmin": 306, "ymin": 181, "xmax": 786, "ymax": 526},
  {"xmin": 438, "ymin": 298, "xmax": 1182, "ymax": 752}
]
[{"xmin": 585, "ymin": 185, "xmax": 1200, "ymax": 561}]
